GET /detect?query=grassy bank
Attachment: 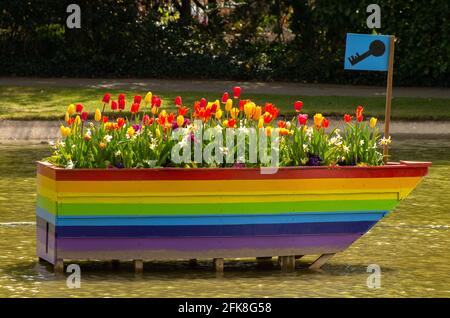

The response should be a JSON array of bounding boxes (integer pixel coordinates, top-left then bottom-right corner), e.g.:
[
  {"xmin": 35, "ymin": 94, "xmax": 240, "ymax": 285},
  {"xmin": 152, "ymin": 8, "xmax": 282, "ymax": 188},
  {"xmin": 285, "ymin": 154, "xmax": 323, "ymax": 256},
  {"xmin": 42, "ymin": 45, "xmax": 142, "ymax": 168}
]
[{"xmin": 0, "ymin": 86, "xmax": 449, "ymax": 120}]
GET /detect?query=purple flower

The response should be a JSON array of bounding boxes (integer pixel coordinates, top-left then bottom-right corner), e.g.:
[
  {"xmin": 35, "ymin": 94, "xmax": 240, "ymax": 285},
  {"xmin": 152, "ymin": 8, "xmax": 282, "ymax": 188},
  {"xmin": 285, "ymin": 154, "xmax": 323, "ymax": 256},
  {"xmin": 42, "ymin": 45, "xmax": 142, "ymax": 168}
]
[
  {"xmin": 307, "ymin": 154, "xmax": 322, "ymax": 166},
  {"xmin": 132, "ymin": 124, "xmax": 141, "ymax": 132}
]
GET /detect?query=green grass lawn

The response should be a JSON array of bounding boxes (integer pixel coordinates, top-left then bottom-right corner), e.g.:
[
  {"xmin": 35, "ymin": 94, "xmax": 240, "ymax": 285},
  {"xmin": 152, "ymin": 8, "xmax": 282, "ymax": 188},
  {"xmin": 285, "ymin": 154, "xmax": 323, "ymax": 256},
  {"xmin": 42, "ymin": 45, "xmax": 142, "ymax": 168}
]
[{"xmin": 0, "ymin": 86, "xmax": 449, "ymax": 120}]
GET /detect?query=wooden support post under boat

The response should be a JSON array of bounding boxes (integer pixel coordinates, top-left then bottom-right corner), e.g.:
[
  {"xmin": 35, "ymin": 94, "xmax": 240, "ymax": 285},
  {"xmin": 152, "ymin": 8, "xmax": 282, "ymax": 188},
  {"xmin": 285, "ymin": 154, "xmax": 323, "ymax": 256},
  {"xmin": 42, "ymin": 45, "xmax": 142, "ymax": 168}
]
[
  {"xmin": 279, "ymin": 256, "xmax": 295, "ymax": 272},
  {"xmin": 309, "ymin": 253, "xmax": 335, "ymax": 270},
  {"xmin": 54, "ymin": 259, "xmax": 64, "ymax": 273},
  {"xmin": 134, "ymin": 260, "xmax": 144, "ymax": 273},
  {"xmin": 256, "ymin": 257, "xmax": 272, "ymax": 263},
  {"xmin": 188, "ymin": 259, "xmax": 198, "ymax": 267},
  {"xmin": 213, "ymin": 258, "xmax": 224, "ymax": 272},
  {"xmin": 111, "ymin": 259, "xmax": 120, "ymax": 269}
]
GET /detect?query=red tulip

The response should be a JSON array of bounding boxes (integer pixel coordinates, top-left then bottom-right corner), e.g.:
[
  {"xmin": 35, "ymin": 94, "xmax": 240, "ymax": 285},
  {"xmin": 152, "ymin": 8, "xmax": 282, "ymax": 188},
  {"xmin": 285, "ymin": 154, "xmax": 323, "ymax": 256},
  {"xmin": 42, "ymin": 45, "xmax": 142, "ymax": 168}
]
[
  {"xmin": 356, "ymin": 105, "xmax": 364, "ymax": 118},
  {"xmin": 210, "ymin": 103, "xmax": 218, "ymax": 113},
  {"xmin": 111, "ymin": 100, "xmax": 118, "ymax": 111},
  {"xmin": 200, "ymin": 98, "xmax": 207, "ymax": 108},
  {"xmin": 297, "ymin": 114, "xmax": 308, "ymax": 125},
  {"xmin": 130, "ymin": 102, "xmax": 140, "ymax": 114},
  {"xmin": 227, "ymin": 118, "xmax": 237, "ymax": 128},
  {"xmin": 134, "ymin": 95, "xmax": 142, "ymax": 104},
  {"xmin": 178, "ymin": 106, "xmax": 189, "ymax": 116},
  {"xmin": 344, "ymin": 114, "xmax": 352, "ymax": 123},
  {"xmin": 233, "ymin": 86, "xmax": 241, "ymax": 99},
  {"xmin": 118, "ymin": 93, "xmax": 125, "ymax": 100},
  {"xmin": 357, "ymin": 115, "xmax": 363, "ymax": 122},
  {"xmin": 117, "ymin": 117, "xmax": 125, "ymax": 128},
  {"xmin": 278, "ymin": 120, "xmax": 287, "ymax": 128},
  {"xmin": 76, "ymin": 103, "xmax": 83, "ymax": 113},
  {"xmin": 175, "ymin": 96, "xmax": 182, "ymax": 106},
  {"xmin": 102, "ymin": 93, "xmax": 111, "ymax": 104},
  {"xmin": 102, "ymin": 116, "xmax": 108, "ymax": 123},
  {"xmin": 143, "ymin": 114, "xmax": 153, "ymax": 126},
  {"xmin": 118, "ymin": 99, "xmax": 126, "ymax": 110},
  {"xmin": 322, "ymin": 118, "xmax": 330, "ymax": 128},
  {"xmin": 81, "ymin": 111, "xmax": 88, "ymax": 121},
  {"xmin": 221, "ymin": 92, "xmax": 229, "ymax": 103},
  {"xmin": 155, "ymin": 97, "xmax": 161, "ymax": 107},
  {"xmin": 294, "ymin": 101, "xmax": 303, "ymax": 112},
  {"xmin": 239, "ymin": 100, "xmax": 246, "ymax": 111}
]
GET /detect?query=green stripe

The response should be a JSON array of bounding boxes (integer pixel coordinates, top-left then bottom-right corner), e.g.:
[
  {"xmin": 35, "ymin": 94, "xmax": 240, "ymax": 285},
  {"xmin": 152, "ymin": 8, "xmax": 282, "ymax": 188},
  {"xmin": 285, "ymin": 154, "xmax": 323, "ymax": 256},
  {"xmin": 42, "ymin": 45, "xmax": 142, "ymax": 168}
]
[
  {"xmin": 58, "ymin": 200, "xmax": 398, "ymax": 216},
  {"xmin": 37, "ymin": 195, "xmax": 57, "ymax": 214}
]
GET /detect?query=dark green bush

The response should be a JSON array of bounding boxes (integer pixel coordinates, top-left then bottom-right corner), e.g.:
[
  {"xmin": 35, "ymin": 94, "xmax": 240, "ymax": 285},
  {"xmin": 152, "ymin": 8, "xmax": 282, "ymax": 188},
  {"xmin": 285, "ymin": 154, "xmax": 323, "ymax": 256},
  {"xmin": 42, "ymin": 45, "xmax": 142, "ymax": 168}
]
[{"xmin": 0, "ymin": 0, "xmax": 448, "ymax": 86}]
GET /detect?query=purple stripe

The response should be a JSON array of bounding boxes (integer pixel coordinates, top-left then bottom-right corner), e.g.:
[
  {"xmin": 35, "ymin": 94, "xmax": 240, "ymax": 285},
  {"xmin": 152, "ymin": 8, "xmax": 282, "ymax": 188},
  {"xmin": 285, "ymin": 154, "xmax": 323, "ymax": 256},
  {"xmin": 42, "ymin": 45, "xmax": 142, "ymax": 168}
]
[
  {"xmin": 56, "ymin": 221, "xmax": 375, "ymax": 238},
  {"xmin": 57, "ymin": 234, "xmax": 360, "ymax": 252}
]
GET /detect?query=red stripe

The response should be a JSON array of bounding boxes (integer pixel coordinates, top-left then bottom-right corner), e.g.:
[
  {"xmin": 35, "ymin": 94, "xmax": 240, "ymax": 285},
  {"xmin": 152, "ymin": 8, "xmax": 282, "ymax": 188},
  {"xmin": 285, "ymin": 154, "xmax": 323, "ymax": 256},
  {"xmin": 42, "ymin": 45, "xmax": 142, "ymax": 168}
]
[{"xmin": 37, "ymin": 161, "xmax": 431, "ymax": 181}]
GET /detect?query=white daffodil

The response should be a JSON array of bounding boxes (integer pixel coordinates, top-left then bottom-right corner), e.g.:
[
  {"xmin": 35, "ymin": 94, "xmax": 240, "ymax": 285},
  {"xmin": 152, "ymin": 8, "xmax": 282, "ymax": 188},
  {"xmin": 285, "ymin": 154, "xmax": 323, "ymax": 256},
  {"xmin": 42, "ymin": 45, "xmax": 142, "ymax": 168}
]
[
  {"xmin": 104, "ymin": 135, "xmax": 112, "ymax": 143},
  {"xmin": 379, "ymin": 136, "xmax": 392, "ymax": 146},
  {"xmin": 66, "ymin": 160, "xmax": 74, "ymax": 169}
]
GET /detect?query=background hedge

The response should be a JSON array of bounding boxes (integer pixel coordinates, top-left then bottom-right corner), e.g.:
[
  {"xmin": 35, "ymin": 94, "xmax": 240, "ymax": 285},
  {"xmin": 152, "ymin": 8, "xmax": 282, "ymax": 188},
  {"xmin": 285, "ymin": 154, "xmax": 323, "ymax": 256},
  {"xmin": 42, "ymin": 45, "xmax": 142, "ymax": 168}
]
[{"xmin": 0, "ymin": 0, "xmax": 449, "ymax": 86}]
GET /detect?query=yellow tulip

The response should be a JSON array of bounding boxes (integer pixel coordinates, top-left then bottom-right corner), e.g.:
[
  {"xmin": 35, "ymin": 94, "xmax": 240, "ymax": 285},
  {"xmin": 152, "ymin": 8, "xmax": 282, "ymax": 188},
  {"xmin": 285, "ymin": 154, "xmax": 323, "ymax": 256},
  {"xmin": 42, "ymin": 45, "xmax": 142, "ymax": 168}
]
[
  {"xmin": 230, "ymin": 107, "xmax": 239, "ymax": 119},
  {"xmin": 127, "ymin": 126, "xmax": 135, "ymax": 137},
  {"xmin": 144, "ymin": 92, "xmax": 152, "ymax": 104},
  {"xmin": 94, "ymin": 108, "xmax": 102, "ymax": 122},
  {"xmin": 65, "ymin": 112, "xmax": 70, "ymax": 123},
  {"xmin": 222, "ymin": 119, "xmax": 229, "ymax": 127},
  {"xmin": 265, "ymin": 126, "xmax": 272, "ymax": 136},
  {"xmin": 67, "ymin": 104, "xmax": 75, "ymax": 115},
  {"xmin": 176, "ymin": 115, "xmax": 184, "ymax": 127},
  {"xmin": 244, "ymin": 102, "xmax": 256, "ymax": 119},
  {"xmin": 99, "ymin": 142, "xmax": 106, "ymax": 150},
  {"xmin": 314, "ymin": 113, "xmax": 324, "ymax": 128},
  {"xmin": 74, "ymin": 115, "xmax": 81, "ymax": 126},
  {"xmin": 370, "ymin": 117, "xmax": 378, "ymax": 128},
  {"xmin": 60, "ymin": 125, "xmax": 71, "ymax": 137},
  {"xmin": 155, "ymin": 127, "xmax": 161, "ymax": 138},
  {"xmin": 258, "ymin": 117, "xmax": 264, "ymax": 129},
  {"xmin": 225, "ymin": 99, "xmax": 233, "ymax": 112},
  {"xmin": 215, "ymin": 109, "xmax": 223, "ymax": 120},
  {"xmin": 151, "ymin": 106, "xmax": 158, "ymax": 115},
  {"xmin": 253, "ymin": 106, "xmax": 262, "ymax": 120}
]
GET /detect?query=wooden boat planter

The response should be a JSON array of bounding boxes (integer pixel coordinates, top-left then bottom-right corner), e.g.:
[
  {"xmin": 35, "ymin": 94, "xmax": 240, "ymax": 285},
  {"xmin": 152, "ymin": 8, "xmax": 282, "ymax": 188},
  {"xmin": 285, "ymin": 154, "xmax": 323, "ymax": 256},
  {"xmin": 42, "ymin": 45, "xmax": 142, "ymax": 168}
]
[{"xmin": 36, "ymin": 160, "xmax": 430, "ymax": 272}]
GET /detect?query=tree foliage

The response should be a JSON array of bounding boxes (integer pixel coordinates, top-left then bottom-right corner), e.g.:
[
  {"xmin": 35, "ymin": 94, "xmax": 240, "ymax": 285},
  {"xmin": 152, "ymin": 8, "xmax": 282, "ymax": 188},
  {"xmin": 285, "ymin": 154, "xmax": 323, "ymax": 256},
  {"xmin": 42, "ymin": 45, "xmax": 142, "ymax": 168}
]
[{"xmin": 0, "ymin": 0, "xmax": 448, "ymax": 86}]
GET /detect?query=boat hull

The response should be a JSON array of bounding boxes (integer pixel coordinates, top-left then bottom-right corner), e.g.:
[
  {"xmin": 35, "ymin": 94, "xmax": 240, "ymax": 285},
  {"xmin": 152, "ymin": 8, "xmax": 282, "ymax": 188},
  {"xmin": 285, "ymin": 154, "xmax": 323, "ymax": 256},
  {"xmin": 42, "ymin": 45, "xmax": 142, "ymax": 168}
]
[{"xmin": 36, "ymin": 161, "xmax": 430, "ymax": 265}]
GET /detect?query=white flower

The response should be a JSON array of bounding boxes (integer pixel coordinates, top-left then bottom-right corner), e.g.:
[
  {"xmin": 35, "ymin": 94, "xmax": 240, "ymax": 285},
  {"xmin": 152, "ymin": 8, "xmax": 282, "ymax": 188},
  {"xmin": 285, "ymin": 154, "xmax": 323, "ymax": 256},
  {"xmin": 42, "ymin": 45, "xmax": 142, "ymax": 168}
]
[
  {"xmin": 360, "ymin": 140, "xmax": 365, "ymax": 146},
  {"xmin": 343, "ymin": 145, "xmax": 350, "ymax": 153},
  {"xmin": 71, "ymin": 144, "xmax": 76, "ymax": 149},
  {"xmin": 66, "ymin": 160, "xmax": 74, "ymax": 169},
  {"xmin": 115, "ymin": 150, "xmax": 121, "ymax": 156},
  {"xmin": 104, "ymin": 135, "xmax": 112, "ymax": 143},
  {"xmin": 379, "ymin": 136, "xmax": 392, "ymax": 146},
  {"xmin": 302, "ymin": 144, "xmax": 309, "ymax": 152},
  {"xmin": 219, "ymin": 147, "xmax": 229, "ymax": 155}
]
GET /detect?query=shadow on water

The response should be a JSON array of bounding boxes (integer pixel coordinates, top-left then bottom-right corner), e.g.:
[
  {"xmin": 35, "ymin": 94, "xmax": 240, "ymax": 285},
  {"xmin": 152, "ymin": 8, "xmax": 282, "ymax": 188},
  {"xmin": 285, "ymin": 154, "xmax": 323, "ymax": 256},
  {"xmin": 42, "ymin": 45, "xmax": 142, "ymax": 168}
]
[{"xmin": 2, "ymin": 258, "xmax": 396, "ymax": 284}]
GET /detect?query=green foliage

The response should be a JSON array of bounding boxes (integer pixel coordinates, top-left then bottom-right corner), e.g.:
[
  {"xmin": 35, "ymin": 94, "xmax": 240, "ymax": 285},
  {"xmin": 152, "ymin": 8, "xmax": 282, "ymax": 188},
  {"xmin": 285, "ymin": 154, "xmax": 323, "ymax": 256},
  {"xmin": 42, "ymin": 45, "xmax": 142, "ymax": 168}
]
[{"xmin": 1, "ymin": 0, "xmax": 449, "ymax": 86}]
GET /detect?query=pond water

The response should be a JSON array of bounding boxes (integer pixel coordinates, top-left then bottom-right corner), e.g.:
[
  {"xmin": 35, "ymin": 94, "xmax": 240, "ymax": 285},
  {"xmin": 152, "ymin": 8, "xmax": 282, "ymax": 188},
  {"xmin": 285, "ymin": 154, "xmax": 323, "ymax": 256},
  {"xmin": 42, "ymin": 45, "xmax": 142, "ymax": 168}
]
[{"xmin": 0, "ymin": 135, "xmax": 449, "ymax": 297}]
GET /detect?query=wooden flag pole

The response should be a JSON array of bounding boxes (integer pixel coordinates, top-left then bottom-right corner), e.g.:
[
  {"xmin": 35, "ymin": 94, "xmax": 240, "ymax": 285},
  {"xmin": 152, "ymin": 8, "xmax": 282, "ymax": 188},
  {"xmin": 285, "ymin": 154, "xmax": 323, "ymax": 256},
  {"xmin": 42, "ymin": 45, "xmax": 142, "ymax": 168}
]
[{"xmin": 383, "ymin": 35, "xmax": 395, "ymax": 164}]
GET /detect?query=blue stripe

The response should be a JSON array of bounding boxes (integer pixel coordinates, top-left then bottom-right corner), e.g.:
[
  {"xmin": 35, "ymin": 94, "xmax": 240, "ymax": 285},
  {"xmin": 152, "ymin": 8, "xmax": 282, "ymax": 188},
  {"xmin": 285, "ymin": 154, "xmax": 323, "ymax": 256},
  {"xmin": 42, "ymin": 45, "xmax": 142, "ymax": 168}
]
[
  {"xmin": 56, "ymin": 221, "xmax": 377, "ymax": 238},
  {"xmin": 36, "ymin": 208, "xmax": 56, "ymax": 225},
  {"xmin": 53, "ymin": 211, "xmax": 387, "ymax": 226}
]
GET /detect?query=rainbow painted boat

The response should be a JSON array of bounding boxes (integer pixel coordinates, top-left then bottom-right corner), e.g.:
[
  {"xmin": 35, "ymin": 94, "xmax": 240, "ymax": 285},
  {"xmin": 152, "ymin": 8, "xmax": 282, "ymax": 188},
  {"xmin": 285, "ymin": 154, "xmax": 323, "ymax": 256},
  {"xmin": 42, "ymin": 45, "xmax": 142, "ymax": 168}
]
[{"xmin": 36, "ymin": 160, "xmax": 430, "ymax": 272}]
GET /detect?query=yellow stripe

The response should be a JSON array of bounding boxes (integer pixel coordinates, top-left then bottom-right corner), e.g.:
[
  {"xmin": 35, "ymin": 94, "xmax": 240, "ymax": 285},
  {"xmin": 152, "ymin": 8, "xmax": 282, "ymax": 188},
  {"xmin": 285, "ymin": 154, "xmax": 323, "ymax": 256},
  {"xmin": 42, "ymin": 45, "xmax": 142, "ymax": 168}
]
[
  {"xmin": 52, "ymin": 177, "xmax": 421, "ymax": 193},
  {"xmin": 58, "ymin": 192, "xmax": 400, "ymax": 204}
]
